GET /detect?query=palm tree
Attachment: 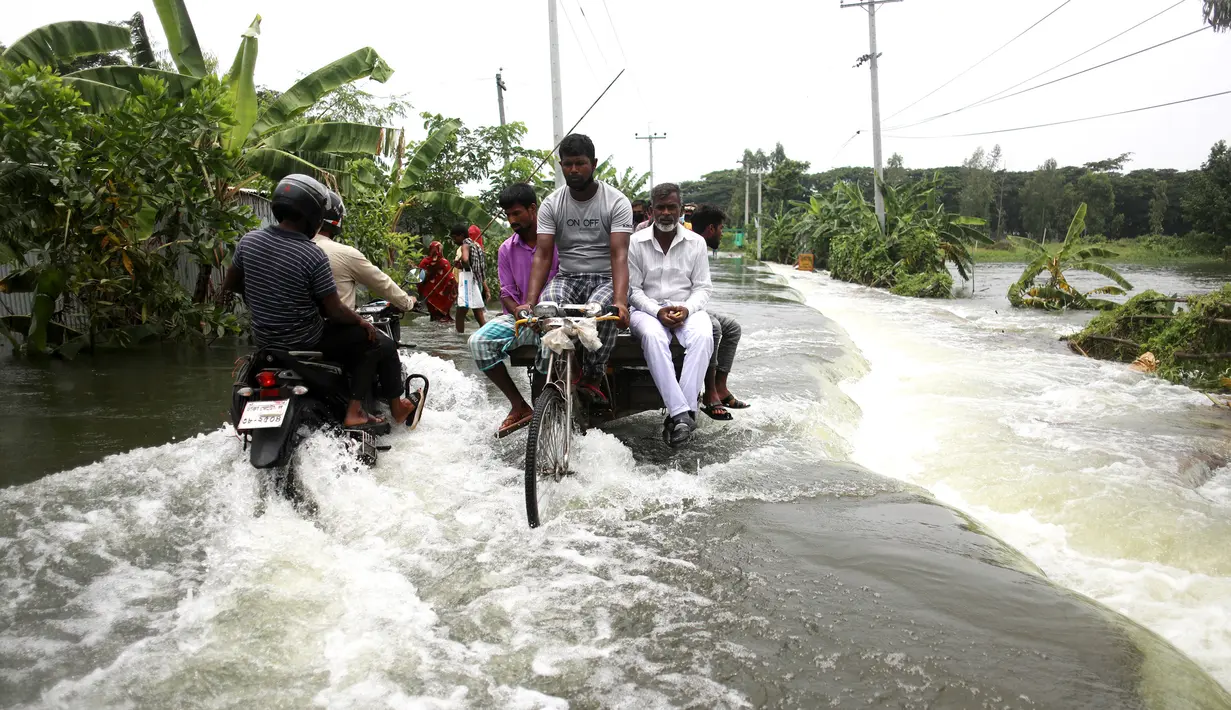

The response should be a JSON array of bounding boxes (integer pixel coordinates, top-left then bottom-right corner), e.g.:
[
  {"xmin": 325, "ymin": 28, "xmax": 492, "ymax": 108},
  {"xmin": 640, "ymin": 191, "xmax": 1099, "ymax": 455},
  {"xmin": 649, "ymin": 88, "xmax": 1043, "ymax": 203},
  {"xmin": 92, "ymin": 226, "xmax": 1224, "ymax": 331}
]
[{"xmin": 1007, "ymin": 203, "xmax": 1132, "ymax": 310}]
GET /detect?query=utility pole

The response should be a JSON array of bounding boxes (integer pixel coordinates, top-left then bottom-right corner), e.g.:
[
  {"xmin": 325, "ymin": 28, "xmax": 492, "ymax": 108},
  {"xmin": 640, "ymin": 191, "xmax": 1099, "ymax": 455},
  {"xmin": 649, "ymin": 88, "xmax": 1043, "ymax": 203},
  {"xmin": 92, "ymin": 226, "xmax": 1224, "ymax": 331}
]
[
  {"xmin": 548, "ymin": 0, "xmax": 565, "ymax": 187},
  {"xmin": 744, "ymin": 163, "xmax": 750, "ymax": 232},
  {"xmin": 842, "ymin": 0, "xmax": 901, "ymax": 233},
  {"xmin": 635, "ymin": 132, "xmax": 666, "ymax": 188},
  {"xmin": 495, "ymin": 68, "xmax": 507, "ymax": 127},
  {"xmin": 756, "ymin": 169, "xmax": 764, "ymax": 261}
]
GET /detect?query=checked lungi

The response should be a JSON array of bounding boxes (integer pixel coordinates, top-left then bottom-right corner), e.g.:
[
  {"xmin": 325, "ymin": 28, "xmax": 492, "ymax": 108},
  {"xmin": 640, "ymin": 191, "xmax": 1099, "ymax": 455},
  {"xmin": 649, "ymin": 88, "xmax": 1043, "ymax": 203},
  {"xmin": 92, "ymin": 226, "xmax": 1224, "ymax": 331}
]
[
  {"xmin": 468, "ymin": 314, "xmax": 546, "ymax": 374},
  {"xmin": 538, "ymin": 272, "xmax": 618, "ymax": 380}
]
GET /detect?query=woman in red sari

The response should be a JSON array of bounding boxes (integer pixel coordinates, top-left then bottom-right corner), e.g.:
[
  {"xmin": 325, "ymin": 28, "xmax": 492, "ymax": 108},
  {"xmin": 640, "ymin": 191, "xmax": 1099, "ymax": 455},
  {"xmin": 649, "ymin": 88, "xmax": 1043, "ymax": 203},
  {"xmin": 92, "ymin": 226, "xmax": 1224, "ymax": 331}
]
[{"xmin": 418, "ymin": 241, "xmax": 457, "ymax": 322}]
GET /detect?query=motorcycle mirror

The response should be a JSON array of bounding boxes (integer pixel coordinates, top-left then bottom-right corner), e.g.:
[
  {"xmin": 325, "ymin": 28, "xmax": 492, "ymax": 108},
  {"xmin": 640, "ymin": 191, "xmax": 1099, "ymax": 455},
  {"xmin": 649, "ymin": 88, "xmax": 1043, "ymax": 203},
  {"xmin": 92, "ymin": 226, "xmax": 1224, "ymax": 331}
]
[{"xmin": 405, "ymin": 267, "xmax": 425, "ymax": 285}]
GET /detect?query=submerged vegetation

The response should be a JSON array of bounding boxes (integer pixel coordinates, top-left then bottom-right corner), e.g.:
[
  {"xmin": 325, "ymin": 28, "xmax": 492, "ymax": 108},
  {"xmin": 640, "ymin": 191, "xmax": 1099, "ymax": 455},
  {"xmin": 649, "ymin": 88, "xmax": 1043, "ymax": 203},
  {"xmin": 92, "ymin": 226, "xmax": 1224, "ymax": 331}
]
[
  {"xmin": 1070, "ymin": 286, "xmax": 1231, "ymax": 391},
  {"xmin": 1007, "ymin": 203, "xmax": 1132, "ymax": 311}
]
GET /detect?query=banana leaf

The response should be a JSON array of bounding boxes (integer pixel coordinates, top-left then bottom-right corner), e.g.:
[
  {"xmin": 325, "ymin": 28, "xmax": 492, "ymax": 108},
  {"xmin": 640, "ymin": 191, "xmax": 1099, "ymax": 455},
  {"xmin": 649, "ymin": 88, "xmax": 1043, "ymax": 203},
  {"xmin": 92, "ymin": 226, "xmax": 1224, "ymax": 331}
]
[
  {"xmin": 1068, "ymin": 261, "xmax": 1133, "ymax": 291},
  {"xmin": 127, "ymin": 12, "xmax": 158, "ymax": 68},
  {"xmin": 250, "ymin": 48, "xmax": 395, "ymax": 139},
  {"xmin": 67, "ymin": 66, "xmax": 201, "ymax": 99},
  {"xmin": 62, "ymin": 77, "xmax": 131, "ymax": 111},
  {"xmin": 3, "ymin": 21, "xmax": 132, "ymax": 66},
  {"xmin": 409, "ymin": 191, "xmax": 491, "ymax": 228},
  {"xmin": 1007, "ymin": 235, "xmax": 1047, "ymax": 254},
  {"xmin": 397, "ymin": 119, "xmax": 461, "ymax": 193},
  {"xmin": 242, "ymin": 148, "xmax": 338, "ymax": 185},
  {"xmin": 26, "ymin": 268, "xmax": 66, "ymax": 354},
  {"xmin": 152, "ymin": 0, "xmax": 207, "ymax": 77},
  {"xmin": 223, "ymin": 16, "xmax": 261, "ymax": 152},
  {"xmin": 261, "ymin": 122, "xmax": 390, "ymax": 156}
]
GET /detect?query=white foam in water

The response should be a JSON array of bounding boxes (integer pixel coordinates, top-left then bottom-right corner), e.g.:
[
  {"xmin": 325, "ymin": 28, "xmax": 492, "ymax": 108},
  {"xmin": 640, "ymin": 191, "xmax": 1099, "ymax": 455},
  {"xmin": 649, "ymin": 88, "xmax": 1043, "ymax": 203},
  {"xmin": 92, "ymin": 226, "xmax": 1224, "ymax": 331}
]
[
  {"xmin": 772, "ymin": 264, "xmax": 1231, "ymax": 690},
  {"xmin": 3, "ymin": 342, "xmax": 843, "ymax": 707}
]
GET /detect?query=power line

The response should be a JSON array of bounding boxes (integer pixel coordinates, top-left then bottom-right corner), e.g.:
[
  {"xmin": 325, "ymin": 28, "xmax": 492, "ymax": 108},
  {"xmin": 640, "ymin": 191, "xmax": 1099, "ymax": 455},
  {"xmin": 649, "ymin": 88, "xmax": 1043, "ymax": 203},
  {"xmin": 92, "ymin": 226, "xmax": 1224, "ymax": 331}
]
[
  {"xmin": 601, "ymin": 0, "xmax": 629, "ymax": 64},
  {"xmin": 883, "ymin": 0, "xmax": 1075, "ymax": 123},
  {"xmin": 885, "ymin": 88, "xmax": 1231, "ymax": 139},
  {"xmin": 575, "ymin": 1, "xmax": 610, "ymax": 68},
  {"xmin": 965, "ymin": 0, "xmax": 1185, "ymax": 109},
  {"xmin": 888, "ymin": 24, "xmax": 1210, "ymax": 131},
  {"xmin": 557, "ymin": 0, "xmax": 598, "ymax": 82}
]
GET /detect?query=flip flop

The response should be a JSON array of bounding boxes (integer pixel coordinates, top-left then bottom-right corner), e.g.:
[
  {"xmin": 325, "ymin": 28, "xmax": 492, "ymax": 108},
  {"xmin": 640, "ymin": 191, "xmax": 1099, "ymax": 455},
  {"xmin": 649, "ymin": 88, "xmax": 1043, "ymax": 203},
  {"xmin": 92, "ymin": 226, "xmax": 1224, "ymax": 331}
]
[
  {"xmin": 574, "ymin": 379, "xmax": 610, "ymax": 407},
  {"xmin": 496, "ymin": 409, "xmax": 534, "ymax": 439},
  {"xmin": 700, "ymin": 402, "xmax": 733, "ymax": 421},
  {"xmin": 721, "ymin": 394, "xmax": 751, "ymax": 409},
  {"xmin": 403, "ymin": 374, "xmax": 430, "ymax": 430}
]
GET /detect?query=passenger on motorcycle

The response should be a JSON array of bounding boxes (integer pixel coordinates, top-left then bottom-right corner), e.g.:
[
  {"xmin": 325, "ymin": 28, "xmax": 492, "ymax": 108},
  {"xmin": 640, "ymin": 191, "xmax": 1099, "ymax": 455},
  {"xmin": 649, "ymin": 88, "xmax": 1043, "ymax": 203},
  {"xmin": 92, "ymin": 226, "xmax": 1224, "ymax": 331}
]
[
  {"xmin": 218, "ymin": 174, "xmax": 419, "ymax": 428},
  {"xmin": 313, "ymin": 190, "xmax": 417, "ymax": 313}
]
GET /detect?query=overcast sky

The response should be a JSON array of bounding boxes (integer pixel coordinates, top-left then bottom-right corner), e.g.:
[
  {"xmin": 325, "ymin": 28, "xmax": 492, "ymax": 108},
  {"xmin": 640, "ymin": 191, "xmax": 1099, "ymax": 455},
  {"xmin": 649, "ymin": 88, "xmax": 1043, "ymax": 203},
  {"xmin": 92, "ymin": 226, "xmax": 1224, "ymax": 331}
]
[{"xmin": 8, "ymin": 0, "xmax": 1229, "ymax": 185}]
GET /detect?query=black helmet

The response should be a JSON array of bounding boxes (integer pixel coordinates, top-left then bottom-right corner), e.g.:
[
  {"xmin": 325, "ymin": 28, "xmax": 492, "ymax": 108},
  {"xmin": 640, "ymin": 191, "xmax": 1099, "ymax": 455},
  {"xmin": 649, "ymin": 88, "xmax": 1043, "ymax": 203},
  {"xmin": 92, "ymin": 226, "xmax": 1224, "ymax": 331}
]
[
  {"xmin": 271, "ymin": 174, "xmax": 330, "ymax": 237},
  {"xmin": 321, "ymin": 190, "xmax": 346, "ymax": 236}
]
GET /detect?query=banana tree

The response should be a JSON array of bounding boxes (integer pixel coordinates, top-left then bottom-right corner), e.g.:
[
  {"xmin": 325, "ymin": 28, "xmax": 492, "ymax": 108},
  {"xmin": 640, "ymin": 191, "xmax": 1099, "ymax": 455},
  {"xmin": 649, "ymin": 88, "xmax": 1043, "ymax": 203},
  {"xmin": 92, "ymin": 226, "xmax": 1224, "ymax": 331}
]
[
  {"xmin": 385, "ymin": 119, "xmax": 491, "ymax": 232},
  {"xmin": 39, "ymin": 1, "xmax": 398, "ymax": 188},
  {"xmin": 595, "ymin": 158, "xmax": 650, "ymax": 201},
  {"xmin": 1007, "ymin": 203, "xmax": 1133, "ymax": 310}
]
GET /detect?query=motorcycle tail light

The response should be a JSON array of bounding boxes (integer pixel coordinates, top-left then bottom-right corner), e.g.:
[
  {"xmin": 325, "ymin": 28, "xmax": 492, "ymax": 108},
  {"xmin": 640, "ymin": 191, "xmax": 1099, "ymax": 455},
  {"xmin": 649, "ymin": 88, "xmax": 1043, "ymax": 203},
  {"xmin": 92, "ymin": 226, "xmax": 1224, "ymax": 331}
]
[{"xmin": 256, "ymin": 371, "xmax": 277, "ymax": 388}]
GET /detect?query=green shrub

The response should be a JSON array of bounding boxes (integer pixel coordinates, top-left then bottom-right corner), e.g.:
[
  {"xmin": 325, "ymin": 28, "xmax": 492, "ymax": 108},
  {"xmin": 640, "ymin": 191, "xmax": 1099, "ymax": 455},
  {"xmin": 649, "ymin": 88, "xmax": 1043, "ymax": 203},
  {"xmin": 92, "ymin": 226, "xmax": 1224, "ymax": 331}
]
[{"xmin": 891, "ymin": 271, "xmax": 954, "ymax": 298}]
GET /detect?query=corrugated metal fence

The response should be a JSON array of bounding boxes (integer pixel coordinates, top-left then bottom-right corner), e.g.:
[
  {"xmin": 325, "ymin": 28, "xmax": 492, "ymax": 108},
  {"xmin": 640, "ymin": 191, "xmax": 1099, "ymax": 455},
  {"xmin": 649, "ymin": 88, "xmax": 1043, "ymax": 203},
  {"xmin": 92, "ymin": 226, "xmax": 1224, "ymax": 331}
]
[{"xmin": 0, "ymin": 191, "xmax": 273, "ymax": 336}]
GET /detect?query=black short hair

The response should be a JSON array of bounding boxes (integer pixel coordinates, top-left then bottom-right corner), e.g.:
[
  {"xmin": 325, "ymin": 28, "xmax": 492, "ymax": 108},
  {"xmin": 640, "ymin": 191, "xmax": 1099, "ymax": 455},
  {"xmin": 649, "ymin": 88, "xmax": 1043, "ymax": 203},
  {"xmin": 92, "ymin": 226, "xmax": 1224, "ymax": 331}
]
[
  {"xmin": 690, "ymin": 205, "xmax": 726, "ymax": 234},
  {"xmin": 498, "ymin": 183, "xmax": 538, "ymax": 210},
  {"xmin": 449, "ymin": 223, "xmax": 469, "ymax": 237},
  {"xmin": 558, "ymin": 133, "xmax": 595, "ymax": 160}
]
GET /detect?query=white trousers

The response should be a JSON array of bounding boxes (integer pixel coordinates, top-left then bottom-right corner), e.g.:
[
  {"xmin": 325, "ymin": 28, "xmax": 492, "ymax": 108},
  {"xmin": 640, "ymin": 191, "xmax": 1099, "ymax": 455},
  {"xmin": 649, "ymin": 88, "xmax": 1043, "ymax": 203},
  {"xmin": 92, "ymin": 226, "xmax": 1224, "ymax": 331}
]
[{"xmin": 630, "ymin": 310, "xmax": 714, "ymax": 418}]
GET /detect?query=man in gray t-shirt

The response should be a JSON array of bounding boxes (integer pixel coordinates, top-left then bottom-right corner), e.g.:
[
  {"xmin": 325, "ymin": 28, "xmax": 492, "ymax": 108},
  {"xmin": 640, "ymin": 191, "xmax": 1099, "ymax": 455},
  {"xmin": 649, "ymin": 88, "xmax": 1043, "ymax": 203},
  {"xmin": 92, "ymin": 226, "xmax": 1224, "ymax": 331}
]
[{"xmin": 517, "ymin": 133, "xmax": 634, "ymax": 403}]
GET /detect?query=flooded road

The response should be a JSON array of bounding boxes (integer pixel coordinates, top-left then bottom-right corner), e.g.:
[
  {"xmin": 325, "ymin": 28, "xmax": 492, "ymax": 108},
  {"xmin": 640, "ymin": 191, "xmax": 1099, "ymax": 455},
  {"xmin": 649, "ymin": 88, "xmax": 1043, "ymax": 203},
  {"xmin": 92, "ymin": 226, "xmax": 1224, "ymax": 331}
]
[{"xmin": 2, "ymin": 260, "xmax": 1229, "ymax": 708}]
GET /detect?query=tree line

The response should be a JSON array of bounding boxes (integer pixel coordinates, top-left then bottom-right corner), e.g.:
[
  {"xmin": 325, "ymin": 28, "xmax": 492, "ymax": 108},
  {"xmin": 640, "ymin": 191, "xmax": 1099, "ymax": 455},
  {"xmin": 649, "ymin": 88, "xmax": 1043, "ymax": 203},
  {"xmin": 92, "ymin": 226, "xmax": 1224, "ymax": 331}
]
[{"xmin": 681, "ymin": 141, "xmax": 1231, "ymax": 250}]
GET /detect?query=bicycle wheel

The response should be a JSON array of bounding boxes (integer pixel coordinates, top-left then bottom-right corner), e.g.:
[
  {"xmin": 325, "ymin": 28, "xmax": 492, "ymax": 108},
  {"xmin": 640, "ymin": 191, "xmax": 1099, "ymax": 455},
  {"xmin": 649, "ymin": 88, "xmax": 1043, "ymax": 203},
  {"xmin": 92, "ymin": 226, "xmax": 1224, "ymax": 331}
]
[{"xmin": 524, "ymin": 385, "xmax": 570, "ymax": 528}]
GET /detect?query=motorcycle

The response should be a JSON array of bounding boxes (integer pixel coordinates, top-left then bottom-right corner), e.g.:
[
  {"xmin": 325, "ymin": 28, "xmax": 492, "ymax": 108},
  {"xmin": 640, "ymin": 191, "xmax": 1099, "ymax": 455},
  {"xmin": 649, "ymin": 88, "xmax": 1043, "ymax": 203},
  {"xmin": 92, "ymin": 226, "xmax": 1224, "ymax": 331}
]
[{"xmin": 229, "ymin": 301, "xmax": 429, "ymax": 513}]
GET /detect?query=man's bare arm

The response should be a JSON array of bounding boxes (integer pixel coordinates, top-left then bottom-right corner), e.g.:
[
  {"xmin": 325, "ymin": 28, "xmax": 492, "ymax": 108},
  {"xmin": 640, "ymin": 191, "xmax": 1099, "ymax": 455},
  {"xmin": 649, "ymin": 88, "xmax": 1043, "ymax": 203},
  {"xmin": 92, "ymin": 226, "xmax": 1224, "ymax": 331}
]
[
  {"xmin": 520, "ymin": 233, "xmax": 556, "ymax": 309},
  {"xmin": 609, "ymin": 231, "xmax": 631, "ymax": 325}
]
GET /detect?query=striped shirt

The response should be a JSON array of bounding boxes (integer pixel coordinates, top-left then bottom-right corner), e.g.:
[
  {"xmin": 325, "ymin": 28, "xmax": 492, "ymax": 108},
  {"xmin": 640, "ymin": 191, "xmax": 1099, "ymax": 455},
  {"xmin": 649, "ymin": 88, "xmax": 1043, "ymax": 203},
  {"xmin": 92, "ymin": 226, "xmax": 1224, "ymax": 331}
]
[{"xmin": 234, "ymin": 226, "xmax": 337, "ymax": 349}]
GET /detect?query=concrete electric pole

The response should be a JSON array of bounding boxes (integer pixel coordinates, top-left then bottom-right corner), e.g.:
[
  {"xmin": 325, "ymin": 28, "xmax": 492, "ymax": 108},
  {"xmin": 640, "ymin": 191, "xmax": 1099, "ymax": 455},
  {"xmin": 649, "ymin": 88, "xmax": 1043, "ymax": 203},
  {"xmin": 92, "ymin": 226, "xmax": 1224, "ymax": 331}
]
[
  {"xmin": 842, "ymin": 0, "xmax": 901, "ymax": 233},
  {"xmin": 756, "ymin": 169, "xmax": 764, "ymax": 261},
  {"xmin": 495, "ymin": 68, "xmax": 507, "ymax": 127},
  {"xmin": 548, "ymin": 0, "xmax": 565, "ymax": 187},
  {"xmin": 635, "ymin": 132, "xmax": 666, "ymax": 189}
]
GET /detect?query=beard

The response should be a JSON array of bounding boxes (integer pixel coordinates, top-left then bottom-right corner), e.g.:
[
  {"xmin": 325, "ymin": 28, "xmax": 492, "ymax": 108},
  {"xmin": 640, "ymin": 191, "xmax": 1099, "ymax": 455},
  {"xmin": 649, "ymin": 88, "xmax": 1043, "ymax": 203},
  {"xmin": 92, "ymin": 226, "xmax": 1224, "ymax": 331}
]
[
  {"xmin": 565, "ymin": 173, "xmax": 593, "ymax": 190},
  {"xmin": 655, "ymin": 218, "xmax": 678, "ymax": 232}
]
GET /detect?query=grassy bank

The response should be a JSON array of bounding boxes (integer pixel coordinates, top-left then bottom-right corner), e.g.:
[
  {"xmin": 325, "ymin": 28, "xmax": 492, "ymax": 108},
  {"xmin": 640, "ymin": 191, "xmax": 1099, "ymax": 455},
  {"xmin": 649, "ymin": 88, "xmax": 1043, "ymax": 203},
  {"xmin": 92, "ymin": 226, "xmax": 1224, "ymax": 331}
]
[{"xmin": 973, "ymin": 237, "xmax": 1226, "ymax": 266}]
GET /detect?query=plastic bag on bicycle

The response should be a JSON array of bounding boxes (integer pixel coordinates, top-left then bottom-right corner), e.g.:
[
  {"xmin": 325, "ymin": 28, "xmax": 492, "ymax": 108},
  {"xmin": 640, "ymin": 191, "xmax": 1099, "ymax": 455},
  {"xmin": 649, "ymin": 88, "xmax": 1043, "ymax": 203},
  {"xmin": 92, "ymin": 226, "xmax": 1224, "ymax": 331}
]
[{"xmin": 541, "ymin": 319, "xmax": 603, "ymax": 353}]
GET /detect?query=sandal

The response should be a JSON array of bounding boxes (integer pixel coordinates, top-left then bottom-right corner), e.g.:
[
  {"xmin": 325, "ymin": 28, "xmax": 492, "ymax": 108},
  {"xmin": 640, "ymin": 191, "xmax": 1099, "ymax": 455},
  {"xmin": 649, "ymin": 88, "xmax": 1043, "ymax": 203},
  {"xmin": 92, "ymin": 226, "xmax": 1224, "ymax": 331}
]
[
  {"xmin": 574, "ymin": 380, "xmax": 610, "ymax": 407},
  {"xmin": 721, "ymin": 394, "xmax": 750, "ymax": 409},
  {"xmin": 496, "ymin": 409, "xmax": 534, "ymax": 439},
  {"xmin": 700, "ymin": 402, "xmax": 733, "ymax": 421},
  {"xmin": 403, "ymin": 374, "xmax": 430, "ymax": 430}
]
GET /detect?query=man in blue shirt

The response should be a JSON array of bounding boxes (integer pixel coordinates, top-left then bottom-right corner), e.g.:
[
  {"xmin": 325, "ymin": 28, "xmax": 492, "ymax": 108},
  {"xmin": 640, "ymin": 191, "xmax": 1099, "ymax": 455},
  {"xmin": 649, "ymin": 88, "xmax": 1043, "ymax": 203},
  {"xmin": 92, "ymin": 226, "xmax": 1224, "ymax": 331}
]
[{"xmin": 220, "ymin": 174, "xmax": 417, "ymax": 428}]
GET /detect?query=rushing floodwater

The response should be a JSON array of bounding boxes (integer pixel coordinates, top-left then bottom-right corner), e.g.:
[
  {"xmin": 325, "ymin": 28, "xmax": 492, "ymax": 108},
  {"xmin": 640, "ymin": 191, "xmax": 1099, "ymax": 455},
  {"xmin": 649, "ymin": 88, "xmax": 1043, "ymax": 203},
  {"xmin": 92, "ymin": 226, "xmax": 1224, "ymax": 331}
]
[{"xmin": 2, "ymin": 260, "xmax": 1230, "ymax": 708}]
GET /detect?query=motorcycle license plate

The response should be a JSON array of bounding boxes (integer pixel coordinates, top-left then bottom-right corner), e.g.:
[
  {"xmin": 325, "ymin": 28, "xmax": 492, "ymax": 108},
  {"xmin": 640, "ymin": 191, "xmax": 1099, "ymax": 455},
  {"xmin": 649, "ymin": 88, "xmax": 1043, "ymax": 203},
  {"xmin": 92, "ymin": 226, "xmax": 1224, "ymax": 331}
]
[{"xmin": 238, "ymin": 399, "xmax": 290, "ymax": 430}]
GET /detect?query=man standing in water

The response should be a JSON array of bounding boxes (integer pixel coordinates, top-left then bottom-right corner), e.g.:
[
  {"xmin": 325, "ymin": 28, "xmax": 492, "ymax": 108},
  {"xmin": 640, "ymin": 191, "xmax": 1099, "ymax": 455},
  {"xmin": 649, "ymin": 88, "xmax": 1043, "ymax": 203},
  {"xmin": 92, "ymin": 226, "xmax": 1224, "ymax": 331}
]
[
  {"xmin": 628, "ymin": 183, "xmax": 713, "ymax": 445},
  {"xmin": 468, "ymin": 184, "xmax": 559, "ymax": 437},
  {"xmin": 516, "ymin": 133, "xmax": 634, "ymax": 405}
]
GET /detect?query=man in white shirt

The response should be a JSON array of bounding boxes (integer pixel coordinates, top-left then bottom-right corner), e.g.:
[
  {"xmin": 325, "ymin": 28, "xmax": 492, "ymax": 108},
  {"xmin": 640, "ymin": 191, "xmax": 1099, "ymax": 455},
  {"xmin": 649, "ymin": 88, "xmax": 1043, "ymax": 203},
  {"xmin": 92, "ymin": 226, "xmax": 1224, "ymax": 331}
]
[
  {"xmin": 628, "ymin": 183, "xmax": 714, "ymax": 446},
  {"xmin": 312, "ymin": 191, "xmax": 416, "ymax": 312}
]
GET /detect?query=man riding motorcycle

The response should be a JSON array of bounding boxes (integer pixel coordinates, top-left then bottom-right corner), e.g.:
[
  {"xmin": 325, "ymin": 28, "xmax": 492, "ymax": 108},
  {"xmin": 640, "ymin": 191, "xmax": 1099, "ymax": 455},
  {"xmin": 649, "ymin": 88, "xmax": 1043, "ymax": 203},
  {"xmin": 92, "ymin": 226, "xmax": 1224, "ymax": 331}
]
[{"xmin": 219, "ymin": 174, "xmax": 418, "ymax": 428}]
